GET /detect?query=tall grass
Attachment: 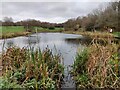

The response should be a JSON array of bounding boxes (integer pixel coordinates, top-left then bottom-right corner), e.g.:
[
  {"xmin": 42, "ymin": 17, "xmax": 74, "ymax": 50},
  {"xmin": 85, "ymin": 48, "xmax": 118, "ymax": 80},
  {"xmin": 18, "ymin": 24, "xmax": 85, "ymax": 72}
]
[
  {"xmin": 64, "ymin": 31, "xmax": 114, "ymax": 38},
  {"xmin": 1, "ymin": 46, "xmax": 64, "ymax": 89},
  {"xmin": 87, "ymin": 43, "xmax": 120, "ymax": 88},
  {"xmin": 72, "ymin": 39, "xmax": 120, "ymax": 88}
]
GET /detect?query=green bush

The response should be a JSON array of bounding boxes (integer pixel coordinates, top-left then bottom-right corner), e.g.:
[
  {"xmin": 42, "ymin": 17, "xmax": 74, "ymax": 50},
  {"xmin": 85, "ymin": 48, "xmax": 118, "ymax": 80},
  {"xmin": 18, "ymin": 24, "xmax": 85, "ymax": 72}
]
[
  {"xmin": 0, "ymin": 77, "xmax": 21, "ymax": 88},
  {"xmin": 73, "ymin": 49, "xmax": 88, "ymax": 75},
  {"xmin": 49, "ymin": 27, "xmax": 55, "ymax": 30},
  {"xmin": 72, "ymin": 49, "xmax": 89, "ymax": 88}
]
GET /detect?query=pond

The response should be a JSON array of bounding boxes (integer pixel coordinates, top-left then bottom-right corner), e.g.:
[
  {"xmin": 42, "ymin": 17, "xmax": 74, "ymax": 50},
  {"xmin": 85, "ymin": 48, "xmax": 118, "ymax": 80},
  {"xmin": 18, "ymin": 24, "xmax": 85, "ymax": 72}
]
[{"xmin": 0, "ymin": 33, "xmax": 88, "ymax": 88}]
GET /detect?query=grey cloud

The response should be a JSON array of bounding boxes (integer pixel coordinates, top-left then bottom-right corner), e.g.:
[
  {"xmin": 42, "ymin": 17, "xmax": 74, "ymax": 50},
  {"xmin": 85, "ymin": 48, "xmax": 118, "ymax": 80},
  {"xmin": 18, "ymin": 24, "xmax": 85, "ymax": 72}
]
[{"xmin": 2, "ymin": 2, "xmax": 106, "ymax": 23}]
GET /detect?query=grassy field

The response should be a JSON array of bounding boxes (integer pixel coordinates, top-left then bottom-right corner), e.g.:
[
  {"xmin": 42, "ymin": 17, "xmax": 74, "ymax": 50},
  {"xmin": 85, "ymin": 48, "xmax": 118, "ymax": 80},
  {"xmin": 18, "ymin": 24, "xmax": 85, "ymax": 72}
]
[
  {"xmin": 0, "ymin": 26, "xmax": 64, "ymax": 33},
  {"xmin": 0, "ymin": 26, "xmax": 25, "ymax": 33},
  {"xmin": 0, "ymin": 26, "xmax": 29, "ymax": 39},
  {"xmin": 0, "ymin": 26, "xmax": 64, "ymax": 39}
]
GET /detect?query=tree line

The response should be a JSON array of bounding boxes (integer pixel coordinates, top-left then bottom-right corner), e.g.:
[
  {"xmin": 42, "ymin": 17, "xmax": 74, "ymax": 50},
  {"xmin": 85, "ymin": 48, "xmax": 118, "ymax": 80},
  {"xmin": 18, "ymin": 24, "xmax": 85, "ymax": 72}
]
[
  {"xmin": 1, "ymin": 18, "xmax": 64, "ymax": 30},
  {"xmin": 64, "ymin": 2, "xmax": 119, "ymax": 32}
]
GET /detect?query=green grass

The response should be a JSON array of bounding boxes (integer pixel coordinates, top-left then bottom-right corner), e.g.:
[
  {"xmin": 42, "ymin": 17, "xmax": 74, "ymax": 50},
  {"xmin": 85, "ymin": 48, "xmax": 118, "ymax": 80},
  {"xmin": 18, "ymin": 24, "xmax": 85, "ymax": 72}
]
[
  {"xmin": 113, "ymin": 32, "xmax": 120, "ymax": 37},
  {"xmin": 0, "ymin": 26, "xmax": 64, "ymax": 34},
  {"xmin": 33, "ymin": 27, "xmax": 64, "ymax": 32},
  {"xmin": 0, "ymin": 26, "xmax": 64, "ymax": 39},
  {"xmin": 0, "ymin": 26, "xmax": 29, "ymax": 39},
  {"xmin": 0, "ymin": 26, "xmax": 25, "ymax": 34}
]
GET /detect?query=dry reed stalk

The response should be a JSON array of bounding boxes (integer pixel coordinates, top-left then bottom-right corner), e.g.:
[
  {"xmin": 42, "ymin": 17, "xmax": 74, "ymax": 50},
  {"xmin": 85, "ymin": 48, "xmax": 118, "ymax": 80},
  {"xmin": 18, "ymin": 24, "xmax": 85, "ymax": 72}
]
[{"xmin": 86, "ymin": 40, "xmax": 119, "ymax": 87}]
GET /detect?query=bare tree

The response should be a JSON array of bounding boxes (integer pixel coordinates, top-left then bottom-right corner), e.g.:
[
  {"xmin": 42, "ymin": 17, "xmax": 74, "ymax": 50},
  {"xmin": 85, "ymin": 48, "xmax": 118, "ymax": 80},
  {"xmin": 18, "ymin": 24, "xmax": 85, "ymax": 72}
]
[{"xmin": 2, "ymin": 17, "xmax": 14, "ymax": 26}]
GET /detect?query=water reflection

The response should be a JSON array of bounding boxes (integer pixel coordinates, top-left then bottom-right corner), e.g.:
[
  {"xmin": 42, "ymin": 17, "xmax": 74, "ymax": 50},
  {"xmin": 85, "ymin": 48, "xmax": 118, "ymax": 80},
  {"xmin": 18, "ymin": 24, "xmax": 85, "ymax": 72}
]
[
  {"xmin": 6, "ymin": 40, "xmax": 14, "ymax": 48},
  {"xmin": 65, "ymin": 37, "xmax": 92, "ymax": 45},
  {"xmin": 25, "ymin": 36, "xmax": 40, "ymax": 45}
]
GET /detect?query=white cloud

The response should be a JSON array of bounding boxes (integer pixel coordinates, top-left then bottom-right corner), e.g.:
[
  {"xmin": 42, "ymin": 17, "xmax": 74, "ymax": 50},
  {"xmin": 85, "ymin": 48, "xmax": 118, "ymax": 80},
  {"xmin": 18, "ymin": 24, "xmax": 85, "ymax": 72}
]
[{"xmin": 1, "ymin": 2, "xmax": 111, "ymax": 23}]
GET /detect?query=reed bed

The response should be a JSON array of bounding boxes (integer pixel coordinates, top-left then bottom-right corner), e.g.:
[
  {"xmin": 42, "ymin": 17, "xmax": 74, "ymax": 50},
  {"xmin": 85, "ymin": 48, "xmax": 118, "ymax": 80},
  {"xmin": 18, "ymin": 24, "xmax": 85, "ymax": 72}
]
[
  {"xmin": 0, "ymin": 32, "xmax": 30, "ymax": 39},
  {"xmin": 63, "ymin": 31, "xmax": 114, "ymax": 38},
  {"xmin": 0, "ymin": 46, "xmax": 64, "ymax": 89},
  {"xmin": 72, "ymin": 39, "xmax": 120, "ymax": 89}
]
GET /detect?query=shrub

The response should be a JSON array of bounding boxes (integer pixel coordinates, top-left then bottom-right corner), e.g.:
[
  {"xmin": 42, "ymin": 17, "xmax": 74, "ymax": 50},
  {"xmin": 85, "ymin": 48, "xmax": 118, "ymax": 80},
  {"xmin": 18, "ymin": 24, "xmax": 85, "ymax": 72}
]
[{"xmin": 49, "ymin": 27, "xmax": 55, "ymax": 30}]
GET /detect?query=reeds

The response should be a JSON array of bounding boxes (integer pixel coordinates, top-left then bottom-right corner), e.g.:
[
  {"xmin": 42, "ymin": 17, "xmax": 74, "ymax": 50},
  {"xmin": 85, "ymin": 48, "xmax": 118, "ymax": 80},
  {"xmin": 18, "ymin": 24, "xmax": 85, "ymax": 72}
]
[
  {"xmin": 87, "ymin": 42, "xmax": 120, "ymax": 88},
  {"xmin": 64, "ymin": 31, "xmax": 114, "ymax": 38},
  {"xmin": 73, "ymin": 39, "xmax": 120, "ymax": 88},
  {"xmin": 1, "ymin": 32, "xmax": 30, "ymax": 39},
  {"xmin": 1, "ymin": 46, "xmax": 64, "ymax": 89}
]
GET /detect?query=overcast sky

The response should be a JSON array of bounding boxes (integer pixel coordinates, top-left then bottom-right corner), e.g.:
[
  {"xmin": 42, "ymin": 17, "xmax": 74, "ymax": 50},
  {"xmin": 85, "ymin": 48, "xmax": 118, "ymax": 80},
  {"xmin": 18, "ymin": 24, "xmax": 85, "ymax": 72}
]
[{"xmin": 0, "ymin": 1, "xmax": 115, "ymax": 23}]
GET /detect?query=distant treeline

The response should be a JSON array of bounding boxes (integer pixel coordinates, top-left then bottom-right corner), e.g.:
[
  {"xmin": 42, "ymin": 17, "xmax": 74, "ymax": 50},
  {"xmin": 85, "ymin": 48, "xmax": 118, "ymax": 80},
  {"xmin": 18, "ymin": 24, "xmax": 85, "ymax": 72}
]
[
  {"xmin": 1, "ymin": 18, "xmax": 64, "ymax": 29},
  {"xmin": 64, "ymin": 2, "xmax": 120, "ymax": 32},
  {"xmin": 1, "ymin": 2, "xmax": 119, "ymax": 32}
]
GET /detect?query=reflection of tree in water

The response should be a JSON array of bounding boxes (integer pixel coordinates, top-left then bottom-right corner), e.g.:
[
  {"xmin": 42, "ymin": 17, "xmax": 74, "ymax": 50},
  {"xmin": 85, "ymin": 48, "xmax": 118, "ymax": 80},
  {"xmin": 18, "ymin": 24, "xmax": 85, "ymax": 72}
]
[
  {"xmin": 6, "ymin": 40, "xmax": 14, "ymax": 47},
  {"xmin": 65, "ymin": 37, "xmax": 92, "ymax": 46},
  {"xmin": 26, "ymin": 36, "xmax": 40, "ymax": 45},
  {"xmin": 65, "ymin": 37, "xmax": 120, "ymax": 46}
]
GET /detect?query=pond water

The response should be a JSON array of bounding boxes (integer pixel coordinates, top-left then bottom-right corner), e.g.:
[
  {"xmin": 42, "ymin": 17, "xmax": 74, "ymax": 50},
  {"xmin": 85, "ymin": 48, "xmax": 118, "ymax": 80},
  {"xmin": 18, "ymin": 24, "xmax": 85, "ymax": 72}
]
[{"xmin": 0, "ymin": 33, "xmax": 88, "ymax": 88}]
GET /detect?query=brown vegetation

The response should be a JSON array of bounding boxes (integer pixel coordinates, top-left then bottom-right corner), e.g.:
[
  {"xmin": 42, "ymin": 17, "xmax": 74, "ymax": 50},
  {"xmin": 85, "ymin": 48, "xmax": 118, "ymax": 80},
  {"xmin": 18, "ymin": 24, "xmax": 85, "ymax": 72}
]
[
  {"xmin": 1, "ymin": 47, "xmax": 64, "ymax": 89},
  {"xmin": 72, "ymin": 39, "xmax": 120, "ymax": 88},
  {"xmin": 64, "ymin": 2, "xmax": 119, "ymax": 32},
  {"xmin": 0, "ymin": 32, "xmax": 30, "ymax": 39},
  {"xmin": 87, "ymin": 42, "xmax": 120, "ymax": 88},
  {"xmin": 63, "ymin": 31, "xmax": 114, "ymax": 38}
]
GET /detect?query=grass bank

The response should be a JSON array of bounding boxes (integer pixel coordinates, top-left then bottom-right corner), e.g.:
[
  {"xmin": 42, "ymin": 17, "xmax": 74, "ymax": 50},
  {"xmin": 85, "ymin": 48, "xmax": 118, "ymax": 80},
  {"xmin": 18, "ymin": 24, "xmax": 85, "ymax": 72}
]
[
  {"xmin": 1, "ymin": 32, "xmax": 31, "ymax": 39},
  {"xmin": 63, "ymin": 31, "xmax": 114, "ymax": 38},
  {"xmin": 1, "ymin": 26, "xmax": 25, "ymax": 33},
  {"xmin": 0, "ymin": 47, "xmax": 64, "ymax": 89},
  {"xmin": 1, "ymin": 26, "xmax": 117, "ymax": 39},
  {"xmin": 113, "ymin": 32, "xmax": 120, "ymax": 38},
  {"xmin": 0, "ymin": 26, "xmax": 64, "ymax": 39},
  {"xmin": 0, "ymin": 26, "xmax": 30, "ymax": 39},
  {"xmin": 72, "ymin": 41, "xmax": 120, "ymax": 88}
]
